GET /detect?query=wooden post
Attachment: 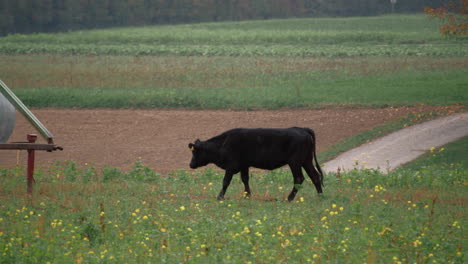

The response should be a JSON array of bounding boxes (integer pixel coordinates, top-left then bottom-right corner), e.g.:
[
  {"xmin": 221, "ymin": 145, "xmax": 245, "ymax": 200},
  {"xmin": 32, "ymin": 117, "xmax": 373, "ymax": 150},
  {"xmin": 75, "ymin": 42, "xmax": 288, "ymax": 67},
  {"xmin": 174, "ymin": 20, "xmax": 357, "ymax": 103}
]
[{"xmin": 27, "ymin": 134, "xmax": 37, "ymax": 194}]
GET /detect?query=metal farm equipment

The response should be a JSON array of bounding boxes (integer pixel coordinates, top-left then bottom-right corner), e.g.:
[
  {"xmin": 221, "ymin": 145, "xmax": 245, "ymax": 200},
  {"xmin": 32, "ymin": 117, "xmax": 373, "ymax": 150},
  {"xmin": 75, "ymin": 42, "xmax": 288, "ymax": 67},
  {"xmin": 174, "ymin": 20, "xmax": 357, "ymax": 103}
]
[{"xmin": 0, "ymin": 80, "xmax": 63, "ymax": 194}]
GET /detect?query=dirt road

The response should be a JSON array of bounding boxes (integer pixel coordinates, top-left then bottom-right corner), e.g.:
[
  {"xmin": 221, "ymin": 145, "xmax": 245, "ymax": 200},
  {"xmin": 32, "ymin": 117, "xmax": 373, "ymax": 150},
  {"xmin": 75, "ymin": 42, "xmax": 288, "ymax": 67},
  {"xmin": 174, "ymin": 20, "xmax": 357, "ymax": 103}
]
[
  {"xmin": 323, "ymin": 112, "xmax": 468, "ymax": 173},
  {"xmin": 0, "ymin": 106, "xmax": 457, "ymax": 174}
]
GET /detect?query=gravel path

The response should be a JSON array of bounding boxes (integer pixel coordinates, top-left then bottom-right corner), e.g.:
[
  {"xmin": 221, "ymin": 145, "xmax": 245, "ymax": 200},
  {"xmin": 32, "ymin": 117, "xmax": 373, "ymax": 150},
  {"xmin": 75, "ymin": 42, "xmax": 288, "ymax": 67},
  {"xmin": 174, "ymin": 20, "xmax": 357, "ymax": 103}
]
[{"xmin": 323, "ymin": 112, "xmax": 468, "ymax": 173}]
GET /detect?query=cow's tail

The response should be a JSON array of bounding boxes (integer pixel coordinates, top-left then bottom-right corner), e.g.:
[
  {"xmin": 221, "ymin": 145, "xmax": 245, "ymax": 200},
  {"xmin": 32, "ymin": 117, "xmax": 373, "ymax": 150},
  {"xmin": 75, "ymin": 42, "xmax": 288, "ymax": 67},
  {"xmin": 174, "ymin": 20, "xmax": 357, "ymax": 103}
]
[{"xmin": 304, "ymin": 128, "xmax": 324, "ymax": 187}]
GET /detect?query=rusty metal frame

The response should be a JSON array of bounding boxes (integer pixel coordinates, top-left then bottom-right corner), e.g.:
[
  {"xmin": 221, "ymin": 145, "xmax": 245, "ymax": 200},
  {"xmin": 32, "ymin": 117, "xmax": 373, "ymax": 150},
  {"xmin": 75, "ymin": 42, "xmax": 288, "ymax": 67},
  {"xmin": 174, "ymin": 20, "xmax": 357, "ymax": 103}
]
[
  {"xmin": 0, "ymin": 142, "xmax": 63, "ymax": 151},
  {"xmin": 0, "ymin": 134, "xmax": 62, "ymax": 194}
]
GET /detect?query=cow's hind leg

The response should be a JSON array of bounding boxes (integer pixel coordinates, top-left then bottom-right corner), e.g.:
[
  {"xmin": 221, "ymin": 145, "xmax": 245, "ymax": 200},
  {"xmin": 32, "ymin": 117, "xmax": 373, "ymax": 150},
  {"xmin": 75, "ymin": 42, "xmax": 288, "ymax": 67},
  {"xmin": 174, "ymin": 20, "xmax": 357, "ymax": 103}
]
[
  {"xmin": 287, "ymin": 164, "xmax": 305, "ymax": 201},
  {"xmin": 218, "ymin": 171, "xmax": 234, "ymax": 200},
  {"xmin": 240, "ymin": 168, "xmax": 251, "ymax": 198},
  {"xmin": 303, "ymin": 161, "xmax": 323, "ymax": 194}
]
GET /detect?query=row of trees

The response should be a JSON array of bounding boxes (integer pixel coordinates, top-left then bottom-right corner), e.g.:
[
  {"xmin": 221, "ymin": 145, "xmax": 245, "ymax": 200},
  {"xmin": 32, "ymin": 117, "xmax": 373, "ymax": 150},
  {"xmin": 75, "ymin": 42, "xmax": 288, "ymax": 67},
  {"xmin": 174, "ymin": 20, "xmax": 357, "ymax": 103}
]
[{"xmin": 0, "ymin": 0, "xmax": 452, "ymax": 35}]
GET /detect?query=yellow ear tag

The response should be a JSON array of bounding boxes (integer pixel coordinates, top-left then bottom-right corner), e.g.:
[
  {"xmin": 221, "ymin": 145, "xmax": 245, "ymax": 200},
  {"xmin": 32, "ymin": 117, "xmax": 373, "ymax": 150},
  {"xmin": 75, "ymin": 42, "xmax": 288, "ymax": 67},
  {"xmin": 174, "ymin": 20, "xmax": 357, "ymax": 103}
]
[{"xmin": 190, "ymin": 146, "xmax": 195, "ymax": 152}]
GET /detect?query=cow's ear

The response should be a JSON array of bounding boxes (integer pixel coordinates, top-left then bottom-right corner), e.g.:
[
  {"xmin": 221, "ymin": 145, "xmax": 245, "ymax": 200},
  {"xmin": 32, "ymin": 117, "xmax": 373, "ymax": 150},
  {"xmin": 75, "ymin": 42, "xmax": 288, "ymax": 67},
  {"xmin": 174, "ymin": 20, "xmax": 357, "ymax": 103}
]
[{"xmin": 188, "ymin": 143, "xmax": 195, "ymax": 152}]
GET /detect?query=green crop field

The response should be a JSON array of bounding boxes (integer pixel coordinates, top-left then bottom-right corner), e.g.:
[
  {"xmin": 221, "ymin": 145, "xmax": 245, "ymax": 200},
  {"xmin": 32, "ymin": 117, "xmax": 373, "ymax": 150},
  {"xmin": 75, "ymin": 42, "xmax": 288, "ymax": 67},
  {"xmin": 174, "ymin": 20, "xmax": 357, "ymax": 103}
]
[
  {"xmin": 0, "ymin": 15, "xmax": 466, "ymax": 56},
  {"xmin": 1, "ymin": 14, "xmax": 467, "ymax": 109},
  {"xmin": 3, "ymin": 55, "xmax": 466, "ymax": 109}
]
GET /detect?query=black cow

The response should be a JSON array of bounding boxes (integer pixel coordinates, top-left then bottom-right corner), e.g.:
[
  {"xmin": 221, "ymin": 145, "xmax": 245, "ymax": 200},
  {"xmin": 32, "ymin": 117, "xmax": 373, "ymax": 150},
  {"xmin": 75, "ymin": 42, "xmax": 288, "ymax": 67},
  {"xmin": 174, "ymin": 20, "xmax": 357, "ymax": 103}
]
[{"xmin": 188, "ymin": 127, "xmax": 323, "ymax": 201}]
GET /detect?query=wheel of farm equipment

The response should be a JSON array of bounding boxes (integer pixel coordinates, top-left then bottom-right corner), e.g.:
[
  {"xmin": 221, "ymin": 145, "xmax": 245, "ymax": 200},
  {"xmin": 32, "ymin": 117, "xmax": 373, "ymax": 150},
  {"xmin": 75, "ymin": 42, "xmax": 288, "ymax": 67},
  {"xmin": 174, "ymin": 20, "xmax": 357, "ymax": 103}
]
[{"xmin": 0, "ymin": 93, "xmax": 15, "ymax": 143}]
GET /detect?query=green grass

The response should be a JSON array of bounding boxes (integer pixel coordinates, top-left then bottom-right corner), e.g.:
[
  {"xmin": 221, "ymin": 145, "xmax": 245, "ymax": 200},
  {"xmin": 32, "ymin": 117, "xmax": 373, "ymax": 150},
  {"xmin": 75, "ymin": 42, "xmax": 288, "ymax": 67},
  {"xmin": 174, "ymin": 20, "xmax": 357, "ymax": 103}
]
[
  {"xmin": 0, "ymin": 159, "xmax": 465, "ymax": 263},
  {"xmin": 399, "ymin": 136, "xmax": 468, "ymax": 171},
  {"xmin": 2, "ymin": 55, "xmax": 467, "ymax": 109},
  {"xmin": 0, "ymin": 15, "xmax": 466, "ymax": 56},
  {"xmin": 1, "ymin": 14, "xmax": 467, "ymax": 109}
]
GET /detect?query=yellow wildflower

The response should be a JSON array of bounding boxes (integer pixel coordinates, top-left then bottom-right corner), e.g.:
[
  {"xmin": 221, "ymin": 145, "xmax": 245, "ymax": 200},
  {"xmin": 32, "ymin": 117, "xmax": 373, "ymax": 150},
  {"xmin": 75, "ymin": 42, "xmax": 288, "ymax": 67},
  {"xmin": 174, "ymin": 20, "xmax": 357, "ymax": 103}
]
[{"xmin": 413, "ymin": 239, "xmax": 422, "ymax": 247}]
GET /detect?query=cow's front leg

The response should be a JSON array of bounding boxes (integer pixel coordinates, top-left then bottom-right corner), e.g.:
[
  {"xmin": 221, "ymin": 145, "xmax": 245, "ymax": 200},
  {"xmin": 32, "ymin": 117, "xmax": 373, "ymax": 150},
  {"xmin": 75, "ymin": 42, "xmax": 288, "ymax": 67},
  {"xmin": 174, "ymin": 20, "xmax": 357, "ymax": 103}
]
[
  {"xmin": 240, "ymin": 168, "xmax": 251, "ymax": 198},
  {"xmin": 287, "ymin": 164, "xmax": 305, "ymax": 202},
  {"xmin": 217, "ymin": 171, "xmax": 234, "ymax": 200}
]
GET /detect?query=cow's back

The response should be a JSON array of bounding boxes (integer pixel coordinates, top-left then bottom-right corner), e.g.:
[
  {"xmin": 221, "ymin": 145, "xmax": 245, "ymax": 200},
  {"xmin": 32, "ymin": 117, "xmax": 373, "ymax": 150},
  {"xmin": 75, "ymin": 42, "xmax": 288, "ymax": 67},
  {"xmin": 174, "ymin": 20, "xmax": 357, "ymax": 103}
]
[{"xmin": 221, "ymin": 128, "xmax": 311, "ymax": 170}]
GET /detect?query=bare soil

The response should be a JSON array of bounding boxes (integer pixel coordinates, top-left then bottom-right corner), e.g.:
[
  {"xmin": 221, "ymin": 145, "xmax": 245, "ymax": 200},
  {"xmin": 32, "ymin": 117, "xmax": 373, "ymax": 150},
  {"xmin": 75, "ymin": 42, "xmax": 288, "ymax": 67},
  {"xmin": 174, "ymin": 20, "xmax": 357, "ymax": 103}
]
[{"xmin": 0, "ymin": 106, "xmax": 452, "ymax": 174}]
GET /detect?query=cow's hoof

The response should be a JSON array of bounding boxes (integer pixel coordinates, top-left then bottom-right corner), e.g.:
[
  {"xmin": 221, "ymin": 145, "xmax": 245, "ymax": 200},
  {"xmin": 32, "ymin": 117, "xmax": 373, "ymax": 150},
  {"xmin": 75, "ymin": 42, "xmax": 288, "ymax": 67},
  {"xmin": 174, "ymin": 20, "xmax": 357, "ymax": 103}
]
[{"xmin": 217, "ymin": 196, "xmax": 225, "ymax": 201}]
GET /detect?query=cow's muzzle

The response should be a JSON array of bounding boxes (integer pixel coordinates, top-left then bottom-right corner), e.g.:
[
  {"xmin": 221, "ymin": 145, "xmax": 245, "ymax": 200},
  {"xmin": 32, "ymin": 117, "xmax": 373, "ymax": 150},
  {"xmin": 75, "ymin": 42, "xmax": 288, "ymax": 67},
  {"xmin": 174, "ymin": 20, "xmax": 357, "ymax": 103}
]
[{"xmin": 189, "ymin": 162, "xmax": 197, "ymax": 169}]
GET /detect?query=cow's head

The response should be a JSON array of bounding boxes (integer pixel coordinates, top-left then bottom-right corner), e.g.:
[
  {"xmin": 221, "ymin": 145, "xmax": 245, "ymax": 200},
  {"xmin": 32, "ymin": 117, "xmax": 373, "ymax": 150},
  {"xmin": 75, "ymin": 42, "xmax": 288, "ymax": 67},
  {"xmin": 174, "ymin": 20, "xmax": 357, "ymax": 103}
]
[{"xmin": 188, "ymin": 139, "xmax": 212, "ymax": 169}]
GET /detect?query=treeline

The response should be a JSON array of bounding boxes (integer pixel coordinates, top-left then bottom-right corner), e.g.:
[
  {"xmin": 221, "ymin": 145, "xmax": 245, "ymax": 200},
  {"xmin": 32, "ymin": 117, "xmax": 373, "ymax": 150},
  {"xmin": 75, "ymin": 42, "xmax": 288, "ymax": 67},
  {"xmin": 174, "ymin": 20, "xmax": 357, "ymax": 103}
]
[{"xmin": 0, "ymin": 0, "xmax": 450, "ymax": 35}]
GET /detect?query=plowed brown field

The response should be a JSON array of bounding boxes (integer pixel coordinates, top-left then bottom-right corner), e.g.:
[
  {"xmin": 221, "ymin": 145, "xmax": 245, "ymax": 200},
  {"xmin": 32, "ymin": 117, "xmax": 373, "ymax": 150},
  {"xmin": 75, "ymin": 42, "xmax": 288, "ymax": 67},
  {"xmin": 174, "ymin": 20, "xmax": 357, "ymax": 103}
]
[{"xmin": 0, "ymin": 106, "xmax": 451, "ymax": 174}]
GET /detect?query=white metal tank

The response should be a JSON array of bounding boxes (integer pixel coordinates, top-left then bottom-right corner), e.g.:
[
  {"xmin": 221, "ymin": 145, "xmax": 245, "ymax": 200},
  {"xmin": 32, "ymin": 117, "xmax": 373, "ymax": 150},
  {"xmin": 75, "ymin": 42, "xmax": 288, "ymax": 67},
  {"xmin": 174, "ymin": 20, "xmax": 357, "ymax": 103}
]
[{"xmin": 0, "ymin": 92, "xmax": 15, "ymax": 143}]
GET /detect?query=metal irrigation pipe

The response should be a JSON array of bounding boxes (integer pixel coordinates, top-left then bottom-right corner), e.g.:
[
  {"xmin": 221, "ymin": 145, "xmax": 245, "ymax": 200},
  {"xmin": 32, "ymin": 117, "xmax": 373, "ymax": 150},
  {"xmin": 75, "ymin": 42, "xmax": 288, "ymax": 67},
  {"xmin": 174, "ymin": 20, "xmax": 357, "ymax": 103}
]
[{"xmin": 0, "ymin": 79, "xmax": 55, "ymax": 144}]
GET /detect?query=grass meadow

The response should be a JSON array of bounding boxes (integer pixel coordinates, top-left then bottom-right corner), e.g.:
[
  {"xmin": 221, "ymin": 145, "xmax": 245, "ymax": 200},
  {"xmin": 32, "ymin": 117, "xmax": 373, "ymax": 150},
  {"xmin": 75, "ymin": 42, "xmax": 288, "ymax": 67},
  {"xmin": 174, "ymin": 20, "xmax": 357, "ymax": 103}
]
[
  {"xmin": 1, "ymin": 55, "xmax": 467, "ymax": 109},
  {"xmin": 1, "ymin": 14, "xmax": 467, "ymax": 109},
  {"xmin": 0, "ymin": 138, "xmax": 466, "ymax": 263}
]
